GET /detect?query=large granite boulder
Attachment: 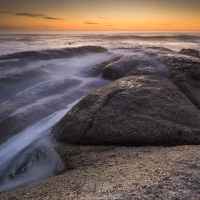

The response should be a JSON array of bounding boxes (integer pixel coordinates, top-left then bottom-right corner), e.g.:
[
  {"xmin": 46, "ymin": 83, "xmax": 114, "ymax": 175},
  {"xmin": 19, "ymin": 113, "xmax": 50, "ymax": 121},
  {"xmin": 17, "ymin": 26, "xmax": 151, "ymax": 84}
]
[{"xmin": 52, "ymin": 75, "xmax": 200, "ymax": 145}]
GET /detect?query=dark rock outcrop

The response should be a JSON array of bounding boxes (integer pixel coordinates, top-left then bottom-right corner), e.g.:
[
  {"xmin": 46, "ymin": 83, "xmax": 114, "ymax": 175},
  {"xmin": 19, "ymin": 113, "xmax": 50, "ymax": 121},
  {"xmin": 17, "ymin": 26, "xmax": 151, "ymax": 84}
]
[
  {"xmin": 84, "ymin": 55, "xmax": 122, "ymax": 77},
  {"xmin": 155, "ymin": 51, "xmax": 200, "ymax": 79},
  {"xmin": 102, "ymin": 47, "xmax": 200, "ymax": 83},
  {"xmin": 0, "ymin": 46, "xmax": 107, "ymax": 61},
  {"xmin": 179, "ymin": 48, "xmax": 199, "ymax": 58},
  {"xmin": 153, "ymin": 48, "xmax": 200, "ymax": 109},
  {"xmin": 103, "ymin": 54, "xmax": 168, "ymax": 80},
  {"xmin": 172, "ymin": 71, "xmax": 200, "ymax": 110},
  {"xmin": 52, "ymin": 75, "xmax": 200, "ymax": 145},
  {"xmin": 103, "ymin": 55, "xmax": 139, "ymax": 79}
]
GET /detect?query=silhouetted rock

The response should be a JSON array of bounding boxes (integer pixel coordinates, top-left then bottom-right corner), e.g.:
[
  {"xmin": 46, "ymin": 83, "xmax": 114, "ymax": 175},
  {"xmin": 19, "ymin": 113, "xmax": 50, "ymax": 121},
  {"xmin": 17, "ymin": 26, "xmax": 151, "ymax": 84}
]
[
  {"xmin": 52, "ymin": 75, "xmax": 200, "ymax": 145},
  {"xmin": 179, "ymin": 48, "xmax": 199, "ymax": 57},
  {"xmin": 0, "ymin": 46, "xmax": 107, "ymax": 61}
]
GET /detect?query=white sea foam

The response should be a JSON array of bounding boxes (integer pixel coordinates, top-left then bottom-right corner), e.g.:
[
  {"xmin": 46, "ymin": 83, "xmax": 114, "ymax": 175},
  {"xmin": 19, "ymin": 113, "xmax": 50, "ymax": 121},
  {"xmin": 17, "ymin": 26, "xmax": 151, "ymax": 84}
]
[
  {"xmin": 0, "ymin": 100, "xmax": 80, "ymax": 192},
  {"xmin": 0, "ymin": 48, "xmax": 111, "ymax": 191}
]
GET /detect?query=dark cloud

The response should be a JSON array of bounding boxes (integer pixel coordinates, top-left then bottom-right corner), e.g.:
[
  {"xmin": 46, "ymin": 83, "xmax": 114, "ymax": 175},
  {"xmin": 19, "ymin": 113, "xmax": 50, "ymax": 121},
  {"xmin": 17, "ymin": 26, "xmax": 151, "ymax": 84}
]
[
  {"xmin": 85, "ymin": 22, "xmax": 99, "ymax": 25},
  {"xmin": 42, "ymin": 26, "xmax": 60, "ymax": 28},
  {"xmin": 43, "ymin": 16, "xmax": 64, "ymax": 20},
  {"xmin": 0, "ymin": 11, "xmax": 64, "ymax": 21},
  {"xmin": 108, "ymin": 25, "xmax": 114, "ymax": 27},
  {"xmin": 15, "ymin": 12, "xmax": 44, "ymax": 17},
  {"xmin": 34, "ymin": 25, "xmax": 63, "ymax": 29}
]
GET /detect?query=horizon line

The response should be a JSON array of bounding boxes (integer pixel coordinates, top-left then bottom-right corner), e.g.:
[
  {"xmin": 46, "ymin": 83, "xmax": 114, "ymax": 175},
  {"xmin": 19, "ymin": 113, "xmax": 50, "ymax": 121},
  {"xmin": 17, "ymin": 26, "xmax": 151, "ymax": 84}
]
[{"xmin": 0, "ymin": 29, "xmax": 200, "ymax": 32}]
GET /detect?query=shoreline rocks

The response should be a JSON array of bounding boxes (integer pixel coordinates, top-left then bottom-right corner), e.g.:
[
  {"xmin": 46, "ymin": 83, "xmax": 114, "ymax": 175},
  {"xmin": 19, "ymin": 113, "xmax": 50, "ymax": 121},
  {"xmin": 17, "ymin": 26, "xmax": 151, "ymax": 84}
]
[
  {"xmin": 154, "ymin": 48, "xmax": 200, "ymax": 110},
  {"xmin": 1, "ymin": 145, "xmax": 200, "ymax": 199},
  {"xmin": 1, "ymin": 46, "xmax": 200, "ymax": 198},
  {"xmin": 103, "ymin": 53, "xmax": 168, "ymax": 80},
  {"xmin": 0, "ymin": 46, "xmax": 107, "ymax": 61},
  {"xmin": 52, "ymin": 75, "xmax": 200, "ymax": 146}
]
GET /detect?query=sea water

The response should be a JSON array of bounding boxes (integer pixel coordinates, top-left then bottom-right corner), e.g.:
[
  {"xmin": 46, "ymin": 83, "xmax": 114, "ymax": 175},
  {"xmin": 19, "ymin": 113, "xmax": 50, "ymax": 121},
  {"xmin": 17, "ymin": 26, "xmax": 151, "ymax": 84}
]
[{"xmin": 0, "ymin": 30, "xmax": 199, "ymax": 192}]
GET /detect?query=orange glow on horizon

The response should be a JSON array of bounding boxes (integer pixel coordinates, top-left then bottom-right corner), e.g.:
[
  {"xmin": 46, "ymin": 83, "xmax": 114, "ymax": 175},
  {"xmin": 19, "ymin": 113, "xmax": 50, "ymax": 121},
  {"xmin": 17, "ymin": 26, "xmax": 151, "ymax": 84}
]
[{"xmin": 0, "ymin": 0, "xmax": 200, "ymax": 31}]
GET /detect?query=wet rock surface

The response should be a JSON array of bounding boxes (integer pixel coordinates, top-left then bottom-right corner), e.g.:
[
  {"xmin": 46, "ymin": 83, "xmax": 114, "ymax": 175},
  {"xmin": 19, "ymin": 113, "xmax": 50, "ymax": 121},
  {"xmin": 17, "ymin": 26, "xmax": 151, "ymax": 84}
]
[
  {"xmin": 102, "ymin": 47, "xmax": 200, "ymax": 111},
  {"xmin": 0, "ymin": 46, "xmax": 107, "ymax": 62},
  {"xmin": 1, "ymin": 145, "xmax": 200, "ymax": 199},
  {"xmin": 172, "ymin": 71, "xmax": 200, "ymax": 110},
  {"xmin": 103, "ymin": 53, "xmax": 168, "ymax": 80},
  {"xmin": 0, "ymin": 78, "xmax": 82, "ymax": 120},
  {"xmin": 84, "ymin": 55, "xmax": 122, "ymax": 77},
  {"xmin": 179, "ymin": 48, "xmax": 199, "ymax": 58},
  {"xmin": 0, "ymin": 80, "xmax": 107, "ymax": 145},
  {"xmin": 0, "ymin": 47, "xmax": 111, "ymax": 145},
  {"xmin": 154, "ymin": 49, "xmax": 200, "ymax": 79},
  {"xmin": 52, "ymin": 75, "xmax": 200, "ymax": 145},
  {"xmin": 152, "ymin": 48, "xmax": 200, "ymax": 110}
]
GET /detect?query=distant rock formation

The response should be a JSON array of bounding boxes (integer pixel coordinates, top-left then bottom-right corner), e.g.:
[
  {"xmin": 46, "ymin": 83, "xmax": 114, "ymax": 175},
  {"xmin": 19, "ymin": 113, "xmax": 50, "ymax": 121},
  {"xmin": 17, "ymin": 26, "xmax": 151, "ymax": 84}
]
[
  {"xmin": 103, "ymin": 53, "xmax": 168, "ymax": 80},
  {"xmin": 179, "ymin": 48, "xmax": 199, "ymax": 57},
  {"xmin": 154, "ymin": 48, "xmax": 200, "ymax": 109}
]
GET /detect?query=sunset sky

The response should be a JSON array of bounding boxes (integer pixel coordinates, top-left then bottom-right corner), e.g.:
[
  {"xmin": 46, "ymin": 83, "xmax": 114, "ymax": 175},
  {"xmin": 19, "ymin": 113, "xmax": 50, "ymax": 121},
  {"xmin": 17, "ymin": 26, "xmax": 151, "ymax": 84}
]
[{"xmin": 0, "ymin": 0, "xmax": 200, "ymax": 31}]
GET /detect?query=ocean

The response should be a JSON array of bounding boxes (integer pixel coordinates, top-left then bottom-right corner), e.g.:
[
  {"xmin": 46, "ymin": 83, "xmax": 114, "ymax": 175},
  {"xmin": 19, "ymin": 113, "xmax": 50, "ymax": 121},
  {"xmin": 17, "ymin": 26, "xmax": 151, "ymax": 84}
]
[
  {"xmin": 1, "ymin": 30, "xmax": 200, "ymax": 56},
  {"xmin": 0, "ymin": 30, "xmax": 199, "ymax": 192}
]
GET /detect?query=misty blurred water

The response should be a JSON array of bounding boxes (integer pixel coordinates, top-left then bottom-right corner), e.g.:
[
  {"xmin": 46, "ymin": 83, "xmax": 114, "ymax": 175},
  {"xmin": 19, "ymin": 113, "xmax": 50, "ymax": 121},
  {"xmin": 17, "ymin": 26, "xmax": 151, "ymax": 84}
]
[{"xmin": 0, "ymin": 30, "xmax": 199, "ymax": 192}]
